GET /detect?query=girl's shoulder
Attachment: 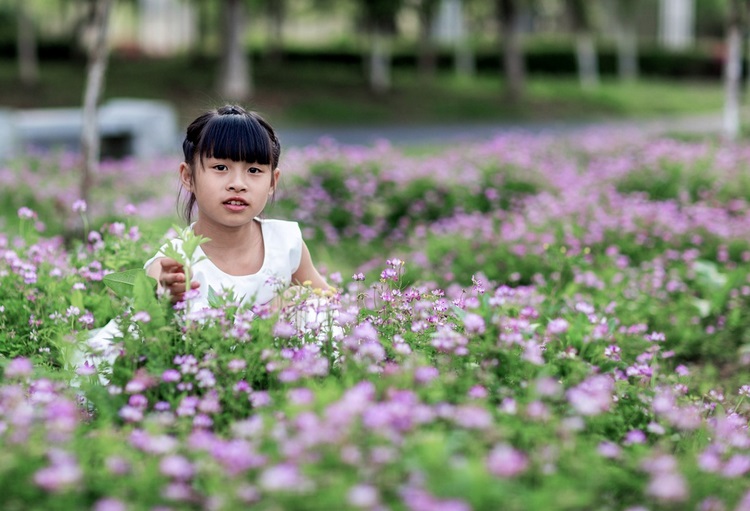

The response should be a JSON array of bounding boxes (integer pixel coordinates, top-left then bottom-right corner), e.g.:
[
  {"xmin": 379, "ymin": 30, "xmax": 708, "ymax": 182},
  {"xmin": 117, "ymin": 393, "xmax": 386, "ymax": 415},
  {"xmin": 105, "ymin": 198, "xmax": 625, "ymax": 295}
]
[{"xmin": 258, "ymin": 218, "xmax": 301, "ymax": 239}]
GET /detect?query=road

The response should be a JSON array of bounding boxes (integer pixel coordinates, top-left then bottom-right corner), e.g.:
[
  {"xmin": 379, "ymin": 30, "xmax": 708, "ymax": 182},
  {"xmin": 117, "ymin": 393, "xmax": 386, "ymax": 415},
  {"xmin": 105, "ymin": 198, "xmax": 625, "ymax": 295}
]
[{"xmin": 277, "ymin": 113, "xmax": 729, "ymax": 148}]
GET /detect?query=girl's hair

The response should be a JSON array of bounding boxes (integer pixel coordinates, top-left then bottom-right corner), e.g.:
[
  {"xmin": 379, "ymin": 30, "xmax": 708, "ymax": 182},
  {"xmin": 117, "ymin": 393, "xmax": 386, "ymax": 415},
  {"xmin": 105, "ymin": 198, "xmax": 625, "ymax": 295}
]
[{"xmin": 179, "ymin": 105, "xmax": 281, "ymax": 223}]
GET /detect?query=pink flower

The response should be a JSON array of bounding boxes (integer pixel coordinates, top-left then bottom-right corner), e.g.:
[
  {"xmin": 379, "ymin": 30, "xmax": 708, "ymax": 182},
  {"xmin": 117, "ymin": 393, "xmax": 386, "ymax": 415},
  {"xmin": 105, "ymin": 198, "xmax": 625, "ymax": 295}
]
[
  {"xmin": 18, "ymin": 207, "xmax": 36, "ymax": 220},
  {"xmin": 463, "ymin": 313, "xmax": 486, "ymax": 335},
  {"xmin": 646, "ymin": 471, "xmax": 688, "ymax": 502},
  {"xmin": 33, "ymin": 450, "xmax": 82, "ymax": 492},
  {"xmin": 273, "ymin": 321, "xmax": 296, "ymax": 338},
  {"xmin": 132, "ymin": 311, "xmax": 151, "ymax": 323},
  {"xmin": 71, "ymin": 199, "xmax": 87, "ymax": 213},
  {"xmin": 93, "ymin": 498, "xmax": 126, "ymax": 511},
  {"xmin": 5, "ymin": 357, "xmax": 33, "ymax": 378},
  {"xmin": 258, "ymin": 463, "xmax": 310, "ymax": 492},
  {"xmin": 566, "ymin": 374, "xmax": 614, "ymax": 416},
  {"xmin": 347, "ymin": 484, "xmax": 380, "ymax": 508},
  {"xmin": 486, "ymin": 444, "xmax": 529, "ymax": 478},
  {"xmin": 547, "ymin": 318, "xmax": 569, "ymax": 335},
  {"xmin": 160, "ymin": 455, "xmax": 194, "ymax": 481}
]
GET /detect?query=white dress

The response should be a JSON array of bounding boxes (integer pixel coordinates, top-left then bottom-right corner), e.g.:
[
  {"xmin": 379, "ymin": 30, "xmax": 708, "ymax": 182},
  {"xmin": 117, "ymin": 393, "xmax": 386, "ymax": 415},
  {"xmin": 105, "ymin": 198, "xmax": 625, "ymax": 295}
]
[
  {"xmin": 73, "ymin": 218, "xmax": 303, "ymax": 383},
  {"xmin": 144, "ymin": 218, "xmax": 303, "ymax": 312}
]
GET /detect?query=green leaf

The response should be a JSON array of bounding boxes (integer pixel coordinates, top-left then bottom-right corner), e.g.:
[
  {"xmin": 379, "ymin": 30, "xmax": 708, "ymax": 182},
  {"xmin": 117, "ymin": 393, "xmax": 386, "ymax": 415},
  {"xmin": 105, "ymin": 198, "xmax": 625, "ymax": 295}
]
[
  {"xmin": 133, "ymin": 271, "xmax": 159, "ymax": 312},
  {"xmin": 207, "ymin": 285, "xmax": 222, "ymax": 308},
  {"xmin": 103, "ymin": 269, "xmax": 156, "ymax": 299}
]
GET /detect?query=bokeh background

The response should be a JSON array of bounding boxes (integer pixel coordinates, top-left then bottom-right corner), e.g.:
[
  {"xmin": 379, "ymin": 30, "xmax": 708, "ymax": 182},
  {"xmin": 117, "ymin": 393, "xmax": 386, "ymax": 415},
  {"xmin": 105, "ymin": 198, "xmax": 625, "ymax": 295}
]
[{"xmin": 0, "ymin": 0, "xmax": 740, "ymax": 136}]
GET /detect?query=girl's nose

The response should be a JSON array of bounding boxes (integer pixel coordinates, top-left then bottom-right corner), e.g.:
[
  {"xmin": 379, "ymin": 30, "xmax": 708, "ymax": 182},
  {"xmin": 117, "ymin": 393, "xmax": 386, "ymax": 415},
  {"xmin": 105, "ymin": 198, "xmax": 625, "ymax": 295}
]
[{"xmin": 227, "ymin": 177, "xmax": 247, "ymax": 192}]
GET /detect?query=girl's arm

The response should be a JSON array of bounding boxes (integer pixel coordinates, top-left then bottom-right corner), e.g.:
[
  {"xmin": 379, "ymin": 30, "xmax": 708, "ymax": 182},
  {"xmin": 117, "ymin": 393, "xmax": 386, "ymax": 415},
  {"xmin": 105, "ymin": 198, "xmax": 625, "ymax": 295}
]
[{"xmin": 292, "ymin": 241, "xmax": 331, "ymax": 291}]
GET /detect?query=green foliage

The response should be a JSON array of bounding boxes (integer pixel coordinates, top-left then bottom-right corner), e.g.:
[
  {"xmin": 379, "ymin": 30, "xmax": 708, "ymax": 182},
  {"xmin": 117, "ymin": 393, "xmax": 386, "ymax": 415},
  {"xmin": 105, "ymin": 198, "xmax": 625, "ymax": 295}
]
[{"xmin": 102, "ymin": 269, "xmax": 156, "ymax": 298}]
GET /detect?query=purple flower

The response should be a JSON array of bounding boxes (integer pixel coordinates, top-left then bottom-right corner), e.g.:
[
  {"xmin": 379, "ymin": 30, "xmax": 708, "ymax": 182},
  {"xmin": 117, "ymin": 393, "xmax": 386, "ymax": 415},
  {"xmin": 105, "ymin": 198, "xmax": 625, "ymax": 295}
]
[
  {"xmin": 486, "ymin": 443, "xmax": 529, "ymax": 477},
  {"xmin": 76, "ymin": 361, "xmax": 97, "ymax": 376},
  {"xmin": 5, "ymin": 357, "xmax": 33, "ymax": 378},
  {"xmin": 566, "ymin": 375, "xmax": 614, "ymax": 416},
  {"xmin": 624, "ymin": 429, "xmax": 647, "ymax": 445},
  {"xmin": 463, "ymin": 313, "xmax": 486, "ymax": 335},
  {"xmin": 414, "ymin": 366, "xmax": 439, "ymax": 384},
  {"xmin": 721, "ymin": 454, "xmax": 750, "ymax": 478},
  {"xmin": 93, "ymin": 498, "xmax": 126, "ymax": 511},
  {"xmin": 227, "ymin": 359, "xmax": 247, "ymax": 372},
  {"xmin": 347, "ymin": 484, "xmax": 380, "ymax": 508},
  {"xmin": 646, "ymin": 471, "xmax": 688, "ymax": 502},
  {"xmin": 33, "ymin": 450, "xmax": 82, "ymax": 492},
  {"xmin": 160, "ymin": 454, "xmax": 194, "ymax": 480},
  {"xmin": 273, "ymin": 321, "xmax": 296, "ymax": 338},
  {"xmin": 18, "ymin": 206, "xmax": 37, "ymax": 220},
  {"xmin": 162, "ymin": 369, "xmax": 181, "ymax": 383},
  {"xmin": 258, "ymin": 463, "xmax": 310, "ymax": 492},
  {"xmin": 71, "ymin": 199, "xmax": 87, "ymax": 213},
  {"xmin": 547, "ymin": 318, "xmax": 569, "ymax": 335},
  {"xmin": 597, "ymin": 441, "xmax": 621, "ymax": 459},
  {"xmin": 132, "ymin": 311, "xmax": 151, "ymax": 323}
]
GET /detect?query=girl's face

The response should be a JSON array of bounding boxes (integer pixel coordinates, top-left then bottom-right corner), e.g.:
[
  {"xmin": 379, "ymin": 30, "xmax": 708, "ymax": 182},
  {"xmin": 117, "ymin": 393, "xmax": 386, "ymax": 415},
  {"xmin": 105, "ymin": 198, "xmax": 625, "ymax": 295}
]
[{"xmin": 180, "ymin": 156, "xmax": 279, "ymax": 230}]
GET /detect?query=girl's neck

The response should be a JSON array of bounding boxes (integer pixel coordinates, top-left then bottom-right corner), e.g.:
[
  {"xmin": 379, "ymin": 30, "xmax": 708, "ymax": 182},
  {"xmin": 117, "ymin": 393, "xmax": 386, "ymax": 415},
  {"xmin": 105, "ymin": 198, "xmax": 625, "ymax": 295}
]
[{"xmin": 192, "ymin": 218, "xmax": 266, "ymax": 276}]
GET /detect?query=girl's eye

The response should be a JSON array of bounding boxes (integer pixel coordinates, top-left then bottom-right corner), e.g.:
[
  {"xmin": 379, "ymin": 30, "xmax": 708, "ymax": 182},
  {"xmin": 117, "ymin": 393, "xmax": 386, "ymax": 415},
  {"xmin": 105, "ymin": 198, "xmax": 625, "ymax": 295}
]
[
  {"xmin": 214, "ymin": 165, "xmax": 228, "ymax": 171},
  {"xmin": 248, "ymin": 167, "xmax": 261, "ymax": 174}
]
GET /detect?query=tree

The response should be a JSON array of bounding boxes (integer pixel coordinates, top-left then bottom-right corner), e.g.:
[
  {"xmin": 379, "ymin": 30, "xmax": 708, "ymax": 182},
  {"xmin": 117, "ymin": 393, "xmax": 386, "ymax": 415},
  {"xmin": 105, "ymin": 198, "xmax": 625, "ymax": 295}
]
[
  {"xmin": 357, "ymin": 0, "xmax": 402, "ymax": 94},
  {"xmin": 80, "ymin": 0, "xmax": 114, "ymax": 206},
  {"xmin": 723, "ymin": 0, "xmax": 744, "ymax": 139},
  {"xmin": 566, "ymin": 0, "xmax": 599, "ymax": 90},
  {"xmin": 613, "ymin": 0, "xmax": 640, "ymax": 81},
  {"xmin": 265, "ymin": 0, "xmax": 286, "ymax": 64},
  {"xmin": 496, "ymin": 0, "xmax": 525, "ymax": 101},
  {"xmin": 411, "ymin": 0, "xmax": 440, "ymax": 80},
  {"xmin": 17, "ymin": 0, "xmax": 39, "ymax": 86},
  {"xmin": 454, "ymin": 0, "xmax": 479, "ymax": 79},
  {"xmin": 217, "ymin": 0, "xmax": 252, "ymax": 101}
]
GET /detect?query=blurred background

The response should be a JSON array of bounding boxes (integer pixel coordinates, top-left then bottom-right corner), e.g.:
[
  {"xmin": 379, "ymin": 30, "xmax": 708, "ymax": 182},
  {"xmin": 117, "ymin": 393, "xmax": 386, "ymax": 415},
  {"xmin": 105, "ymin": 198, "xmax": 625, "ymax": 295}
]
[{"xmin": 0, "ymin": 0, "xmax": 743, "ymax": 149}]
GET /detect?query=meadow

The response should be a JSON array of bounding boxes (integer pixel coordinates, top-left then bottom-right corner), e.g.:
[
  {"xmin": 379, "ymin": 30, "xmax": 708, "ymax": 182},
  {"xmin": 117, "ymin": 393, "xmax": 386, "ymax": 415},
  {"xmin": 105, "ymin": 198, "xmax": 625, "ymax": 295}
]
[{"xmin": 2, "ymin": 127, "xmax": 750, "ymax": 510}]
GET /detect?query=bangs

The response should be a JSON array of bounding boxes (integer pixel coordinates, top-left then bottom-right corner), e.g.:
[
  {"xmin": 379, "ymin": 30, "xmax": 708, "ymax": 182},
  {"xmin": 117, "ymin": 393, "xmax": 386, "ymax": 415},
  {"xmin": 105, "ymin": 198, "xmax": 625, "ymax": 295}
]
[{"xmin": 196, "ymin": 113, "xmax": 273, "ymax": 165}]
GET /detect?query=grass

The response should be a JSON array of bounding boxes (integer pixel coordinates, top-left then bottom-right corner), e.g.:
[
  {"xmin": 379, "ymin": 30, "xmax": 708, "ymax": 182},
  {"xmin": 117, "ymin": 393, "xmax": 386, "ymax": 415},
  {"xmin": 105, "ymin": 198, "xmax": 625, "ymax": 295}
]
[{"xmin": 0, "ymin": 55, "xmax": 727, "ymax": 129}]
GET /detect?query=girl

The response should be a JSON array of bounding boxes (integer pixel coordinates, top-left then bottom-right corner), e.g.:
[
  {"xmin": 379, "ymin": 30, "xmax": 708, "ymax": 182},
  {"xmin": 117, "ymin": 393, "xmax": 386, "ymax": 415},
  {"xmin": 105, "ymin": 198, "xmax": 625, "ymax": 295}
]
[
  {"xmin": 146, "ymin": 105, "xmax": 330, "ymax": 310},
  {"xmin": 75, "ymin": 106, "xmax": 331, "ymax": 382}
]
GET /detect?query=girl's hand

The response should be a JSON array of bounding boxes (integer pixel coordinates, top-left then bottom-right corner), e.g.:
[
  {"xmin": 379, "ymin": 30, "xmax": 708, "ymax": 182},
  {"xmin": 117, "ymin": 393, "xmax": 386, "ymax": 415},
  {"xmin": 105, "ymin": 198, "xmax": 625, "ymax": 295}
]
[{"xmin": 151, "ymin": 257, "xmax": 200, "ymax": 304}]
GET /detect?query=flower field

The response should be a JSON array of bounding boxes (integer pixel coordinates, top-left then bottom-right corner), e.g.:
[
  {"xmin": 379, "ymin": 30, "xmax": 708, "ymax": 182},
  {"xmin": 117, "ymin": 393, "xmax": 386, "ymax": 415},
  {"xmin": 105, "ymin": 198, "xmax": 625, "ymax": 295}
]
[{"xmin": 2, "ymin": 129, "xmax": 750, "ymax": 510}]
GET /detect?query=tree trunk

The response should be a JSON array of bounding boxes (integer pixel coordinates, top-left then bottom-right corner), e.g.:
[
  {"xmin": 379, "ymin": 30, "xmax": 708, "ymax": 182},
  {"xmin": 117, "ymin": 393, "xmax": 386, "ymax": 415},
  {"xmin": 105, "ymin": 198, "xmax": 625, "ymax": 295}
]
[
  {"xmin": 17, "ymin": 0, "xmax": 39, "ymax": 86},
  {"xmin": 568, "ymin": 0, "xmax": 599, "ymax": 90},
  {"xmin": 498, "ymin": 0, "xmax": 525, "ymax": 101},
  {"xmin": 417, "ymin": 2, "xmax": 437, "ymax": 80},
  {"xmin": 723, "ymin": 0, "xmax": 742, "ymax": 140},
  {"xmin": 575, "ymin": 32, "xmax": 599, "ymax": 90},
  {"xmin": 369, "ymin": 29, "xmax": 392, "ymax": 94},
  {"xmin": 455, "ymin": 36, "xmax": 475, "ymax": 78},
  {"xmin": 659, "ymin": 0, "xmax": 695, "ymax": 50},
  {"xmin": 80, "ymin": 0, "xmax": 113, "ymax": 206},
  {"xmin": 266, "ymin": 0, "xmax": 285, "ymax": 64},
  {"xmin": 218, "ymin": 0, "xmax": 252, "ymax": 101},
  {"xmin": 615, "ymin": 0, "xmax": 639, "ymax": 81}
]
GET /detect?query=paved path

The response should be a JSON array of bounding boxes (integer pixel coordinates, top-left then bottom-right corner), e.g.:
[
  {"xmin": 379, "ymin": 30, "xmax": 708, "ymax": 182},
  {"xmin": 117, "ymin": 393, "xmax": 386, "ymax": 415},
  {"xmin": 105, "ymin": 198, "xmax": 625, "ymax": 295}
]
[{"xmin": 277, "ymin": 112, "xmax": 729, "ymax": 148}]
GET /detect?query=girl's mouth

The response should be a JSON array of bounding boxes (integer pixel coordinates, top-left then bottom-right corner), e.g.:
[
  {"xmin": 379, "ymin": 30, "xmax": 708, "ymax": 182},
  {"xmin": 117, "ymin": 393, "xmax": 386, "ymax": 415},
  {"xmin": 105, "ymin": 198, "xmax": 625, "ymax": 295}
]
[{"xmin": 223, "ymin": 199, "xmax": 248, "ymax": 211}]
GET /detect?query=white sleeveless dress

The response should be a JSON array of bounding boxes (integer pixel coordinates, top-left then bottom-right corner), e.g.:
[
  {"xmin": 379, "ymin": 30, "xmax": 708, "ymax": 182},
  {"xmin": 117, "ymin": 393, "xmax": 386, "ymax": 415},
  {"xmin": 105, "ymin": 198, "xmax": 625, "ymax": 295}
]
[{"xmin": 144, "ymin": 218, "xmax": 303, "ymax": 312}]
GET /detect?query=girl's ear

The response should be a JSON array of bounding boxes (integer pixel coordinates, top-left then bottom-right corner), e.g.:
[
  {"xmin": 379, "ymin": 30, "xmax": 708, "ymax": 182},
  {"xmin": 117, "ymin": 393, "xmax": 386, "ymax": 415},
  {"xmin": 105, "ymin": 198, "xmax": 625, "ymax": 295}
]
[
  {"xmin": 270, "ymin": 167, "xmax": 281, "ymax": 195},
  {"xmin": 179, "ymin": 162, "xmax": 193, "ymax": 191}
]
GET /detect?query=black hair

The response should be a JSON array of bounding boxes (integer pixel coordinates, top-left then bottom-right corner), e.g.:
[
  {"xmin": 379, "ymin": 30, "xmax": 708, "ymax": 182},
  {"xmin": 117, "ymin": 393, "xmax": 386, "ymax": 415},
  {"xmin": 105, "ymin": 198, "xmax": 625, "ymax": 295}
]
[{"xmin": 179, "ymin": 105, "xmax": 281, "ymax": 223}]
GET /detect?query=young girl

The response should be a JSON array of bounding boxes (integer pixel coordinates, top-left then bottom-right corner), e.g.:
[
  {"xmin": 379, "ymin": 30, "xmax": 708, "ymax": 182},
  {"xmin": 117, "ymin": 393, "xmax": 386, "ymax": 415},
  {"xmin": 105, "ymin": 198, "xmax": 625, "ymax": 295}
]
[
  {"xmin": 76, "ymin": 106, "xmax": 330, "ymax": 382},
  {"xmin": 145, "ymin": 105, "xmax": 330, "ymax": 309}
]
